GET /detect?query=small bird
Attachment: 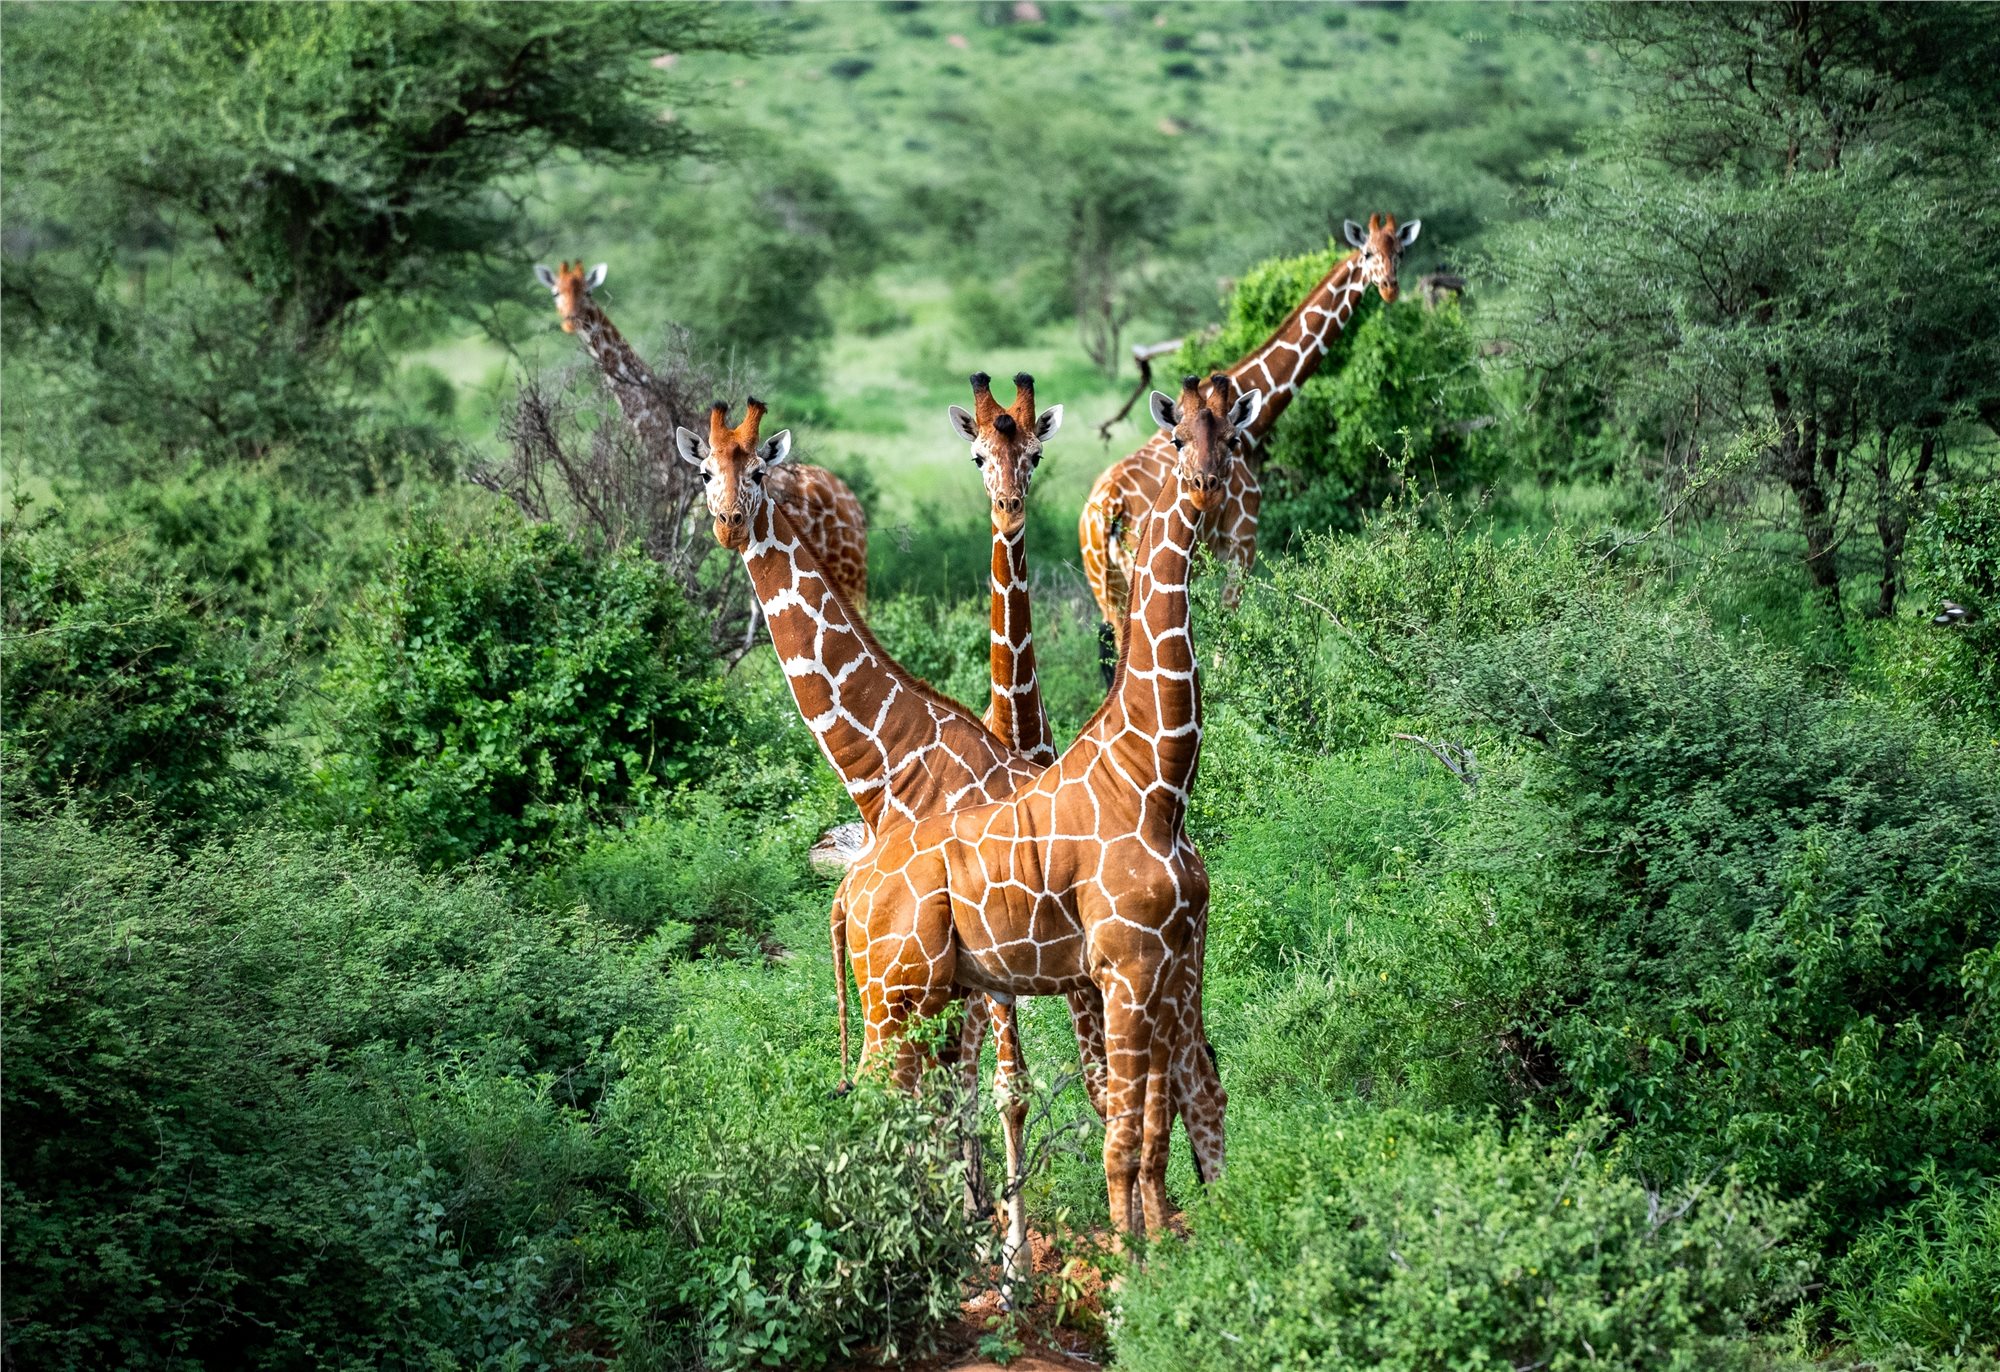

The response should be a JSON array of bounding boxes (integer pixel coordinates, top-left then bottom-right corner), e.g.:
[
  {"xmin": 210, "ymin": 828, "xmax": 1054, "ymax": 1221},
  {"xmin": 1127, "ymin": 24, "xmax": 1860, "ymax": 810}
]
[{"xmin": 1932, "ymin": 600, "xmax": 1974, "ymax": 626}]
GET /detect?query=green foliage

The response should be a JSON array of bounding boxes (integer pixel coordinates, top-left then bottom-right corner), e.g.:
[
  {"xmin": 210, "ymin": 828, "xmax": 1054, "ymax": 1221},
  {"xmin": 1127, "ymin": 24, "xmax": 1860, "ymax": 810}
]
[
  {"xmin": 1492, "ymin": 2, "xmax": 2000, "ymax": 606},
  {"xmin": 317, "ymin": 515, "xmax": 723, "ymax": 867},
  {"xmin": 0, "ymin": 812, "xmax": 647, "ymax": 1371},
  {"xmin": 1118, "ymin": 1110, "xmax": 1809, "ymax": 1371},
  {"xmin": 642, "ymin": 148, "xmax": 882, "ymax": 390},
  {"xmin": 1828, "ymin": 1163, "xmax": 2000, "ymax": 1359},
  {"xmin": 1900, "ymin": 483, "xmax": 2000, "ymax": 720},
  {"xmin": 1, "ymin": 502, "xmax": 282, "ymax": 828},
  {"xmin": 596, "ymin": 1023, "xmax": 987, "ymax": 1370},
  {"xmin": 538, "ymin": 792, "xmax": 799, "ymax": 951},
  {"xmin": 1197, "ymin": 510, "xmax": 2000, "ymax": 1241},
  {"xmin": 1451, "ymin": 611, "xmax": 2000, "ymax": 1227},
  {"xmin": 1, "ymin": 2, "xmax": 747, "ymax": 347},
  {"xmin": 1178, "ymin": 249, "xmax": 1499, "ymax": 542}
]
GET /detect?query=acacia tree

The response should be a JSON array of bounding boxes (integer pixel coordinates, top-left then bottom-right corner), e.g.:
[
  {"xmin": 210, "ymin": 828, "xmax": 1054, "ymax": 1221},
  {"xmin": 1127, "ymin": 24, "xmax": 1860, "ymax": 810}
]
[
  {"xmin": 1, "ymin": 4, "xmax": 750, "ymax": 482},
  {"xmin": 1496, "ymin": 3, "xmax": 2000, "ymax": 613},
  {"xmin": 3, "ymin": 2, "xmax": 748, "ymax": 346}
]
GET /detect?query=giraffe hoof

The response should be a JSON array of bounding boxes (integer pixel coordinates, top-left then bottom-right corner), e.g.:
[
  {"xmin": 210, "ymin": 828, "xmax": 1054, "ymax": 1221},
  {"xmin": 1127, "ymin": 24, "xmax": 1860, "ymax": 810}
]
[{"xmin": 829, "ymin": 1079, "xmax": 853, "ymax": 1099}]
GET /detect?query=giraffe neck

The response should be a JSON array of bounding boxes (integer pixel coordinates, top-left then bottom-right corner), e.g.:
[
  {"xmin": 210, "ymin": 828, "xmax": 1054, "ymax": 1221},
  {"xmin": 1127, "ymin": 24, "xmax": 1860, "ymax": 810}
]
[
  {"xmin": 1227, "ymin": 253, "xmax": 1368, "ymax": 445},
  {"xmin": 568, "ymin": 298, "xmax": 677, "ymax": 458},
  {"xmin": 984, "ymin": 525, "xmax": 1055, "ymax": 766},
  {"xmin": 1098, "ymin": 487, "xmax": 1204, "ymax": 792},
  {"xmin": 741, "ymin": 501, "xmax": 1018, "ymax": 831}
]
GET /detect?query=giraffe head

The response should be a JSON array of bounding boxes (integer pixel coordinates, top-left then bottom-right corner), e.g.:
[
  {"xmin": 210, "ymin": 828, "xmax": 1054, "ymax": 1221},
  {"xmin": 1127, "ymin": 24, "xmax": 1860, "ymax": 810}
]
[
  {"xmin": 674, "ymin": 397, "xmax": 792, "ymax": 552},
  {"xmin": 1148, "ymin": 373, "xmax": 1263, "ymax": 514},
  {"xmin": 947, "ymin": 371, "xmax": 1063, "ymax": 536},
  {"xmin": 532, "ymin": 260, "xmax": 608, "ymax": 333},
  {"xmin": 1340, "ymin": 214, "xmax": 1421, "ymax": 304}
]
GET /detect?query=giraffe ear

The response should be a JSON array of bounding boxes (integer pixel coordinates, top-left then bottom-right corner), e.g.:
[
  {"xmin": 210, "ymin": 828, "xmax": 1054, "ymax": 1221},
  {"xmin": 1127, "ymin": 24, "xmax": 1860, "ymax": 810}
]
[
  {"xmin": 583, "ymin": 262, "xmax": 608, "ymax": 290},
  {"xmin": 1034, "ymin": 404, "xmax": 1064, "ymax": 442},
  {"xmin": 760, "ymin": 429, "xmax": 793, "ymax": 467},
  {"xmin": 533, "ymin": 264, "xmax": 558, "ymax": 290},
  {"xmin": 1227, "ymin": 388, "xmax": 1264, "ymax": 434},
  {"xmin": 1147, "ymin": 390, "xmax": 1180, "ymax": 431},
  {"xmin": 1396, "ymin": 219, "xmax": 1422, "ymax": 248},
  {"xmin": 675, "ymin": 426, "xmax": 707, "ymax": 467},
  {"xmin": 947, "ymin": 405, "xmax": 979, "ymax": 443},
  {"xmin": 1343, "ymin": 219, "xmax": 1368, "ymax": 249}
]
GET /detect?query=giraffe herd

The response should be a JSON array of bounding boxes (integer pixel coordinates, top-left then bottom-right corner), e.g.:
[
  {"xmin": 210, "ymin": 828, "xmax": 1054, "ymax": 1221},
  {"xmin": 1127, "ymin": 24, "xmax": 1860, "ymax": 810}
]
[{"xmin": 534, "ymin": 213, "xmax": 1418, "ymax": 1283}]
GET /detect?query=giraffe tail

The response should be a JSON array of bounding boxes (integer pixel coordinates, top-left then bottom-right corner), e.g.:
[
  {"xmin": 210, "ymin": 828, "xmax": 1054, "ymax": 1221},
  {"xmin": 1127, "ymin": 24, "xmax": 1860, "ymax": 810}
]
[{"xmin": 830, "ymin": 891, "xmax": 853, "ymax": 1097}]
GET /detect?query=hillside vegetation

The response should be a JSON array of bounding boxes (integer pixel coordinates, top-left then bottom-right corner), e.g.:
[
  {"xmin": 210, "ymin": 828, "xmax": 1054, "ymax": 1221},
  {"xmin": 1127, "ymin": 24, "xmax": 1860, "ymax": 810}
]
[{"xmin": 4, "ymin": 3, "xmax": 1997, "ymax": 1369}]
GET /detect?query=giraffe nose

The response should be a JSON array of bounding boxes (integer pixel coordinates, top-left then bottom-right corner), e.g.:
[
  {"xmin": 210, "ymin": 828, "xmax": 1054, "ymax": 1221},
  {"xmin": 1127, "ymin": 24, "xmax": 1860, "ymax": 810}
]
[
  {"xmin": 723, "ymin": 510, "xmax": 745, "ymax": 527},
  {"xmin": 999, "ymin": 497, "xmax": 1023, "ymax": 515}
]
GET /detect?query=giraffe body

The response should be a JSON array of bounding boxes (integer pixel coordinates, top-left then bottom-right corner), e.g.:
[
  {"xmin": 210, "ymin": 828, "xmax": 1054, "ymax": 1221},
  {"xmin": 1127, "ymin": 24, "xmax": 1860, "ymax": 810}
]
[
  {"xmin": 1079, "ymin": 215, "xmax": 1420, "ymax": 652},
  {"xmin": 538, "ymin": 260, "xmax": 871, "ymax": 611},
  {"xmin": 842, "ymin": 376, "xmax": 1255, "ymax": 1242}
]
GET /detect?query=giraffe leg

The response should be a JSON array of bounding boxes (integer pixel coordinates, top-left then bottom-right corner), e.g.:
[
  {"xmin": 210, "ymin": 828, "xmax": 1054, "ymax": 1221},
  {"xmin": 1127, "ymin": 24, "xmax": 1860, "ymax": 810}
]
[
  {"xmin": 957, "ymin": 994, "xmax": 993, "ymax": 1219},
  {"xmin": 1097, "ymin": 977, "xmax": 1164, "ymax": 1239},
  {"xmin": 1137, "ymin": 1017, "xmax": 1178, "ymax": 1235},
  {"xmin": 1066, "ymin": 986, "xmax": 1111, "ymax": 1121},
  {"xmin": 990, "ymin": 996, "xmax": 1032, "ymax": 1303}
]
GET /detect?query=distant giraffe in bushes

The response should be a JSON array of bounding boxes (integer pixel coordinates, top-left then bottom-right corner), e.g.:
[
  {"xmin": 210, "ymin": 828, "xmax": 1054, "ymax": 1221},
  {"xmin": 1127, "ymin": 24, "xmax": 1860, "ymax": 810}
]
[
  {"xmin": 535, "ymin": 260, "xmax": 870, "ymax": 611},
  {"xmin": 1077, "ymin": 214, "xmax": 1421, "ymax": 667}
]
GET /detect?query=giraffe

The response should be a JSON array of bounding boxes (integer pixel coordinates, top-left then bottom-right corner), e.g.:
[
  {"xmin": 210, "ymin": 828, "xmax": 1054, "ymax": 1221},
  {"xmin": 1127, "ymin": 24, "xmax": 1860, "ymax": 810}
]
[
  {"xmin": 536, "ymin": 259, "xmax": 872, "ymax": 611},
  {"xmin": 673, "ymin": 391, "xmax": 1077, "ymax": 1223},
  {"xmin": 950, "ymin": 370, "xmax": 1062, "ymax": 765},
  {"xmin": 1078, "ymin": 214, "xmax": 1421, "ymax": 660},
  {"xmin": 838, "ymin": 373, "xmax": 1259, "ymax": 1275},
  {"xmin": 946, "ymin": 370, "xmax": 1116, "ymax": 1163}
]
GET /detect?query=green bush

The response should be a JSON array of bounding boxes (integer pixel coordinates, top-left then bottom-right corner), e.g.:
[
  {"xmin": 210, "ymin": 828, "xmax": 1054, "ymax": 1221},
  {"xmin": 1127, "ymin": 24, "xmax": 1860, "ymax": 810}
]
[
  {"xmin": 1828, "ymin": 1162, "xmax": 2000, "ymax": 1360},
  {"xmin": 539, "ymin": 791, "xmax": 800, "ymax": 952},
  {"xmin": 1117, "ymin": 1110, "xmax": 1809, "ymax": 1371},
  {"xmin": 1451, "ymin": 611, "xmax": 2000, "ymax": 1233},
  {"xmin": 1, "ymin": 812, "xmax": 648, "ymax": 1370},
  {"xmin": 595, "ymin": 1018, "xmax": 986, "ymax": 1370},
  {"xmin": 950, "ymin": 280, "xmax": 1033, "ymax": 349},
  {"xmin": 1, "ymin": 502, "xmax": 282, "ymax": 829},
  {"xmin": 1198, "ymin": 513, "xmax": 2000, "ymax": 1246},
  {"xmin": 1176, "ymin": 246, "xmax": 1501, "ymax": 544},
  {"xmin": 317, "ymin": 514, "xmax": 723, "ymax": 867},
  {"xmin": 1898, "ymin": 484, "xmax": 2000, "ymax": 723}
]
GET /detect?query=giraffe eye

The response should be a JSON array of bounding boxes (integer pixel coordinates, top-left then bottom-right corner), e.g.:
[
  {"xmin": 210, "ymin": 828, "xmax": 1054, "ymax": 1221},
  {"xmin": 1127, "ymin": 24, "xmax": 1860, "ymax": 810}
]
[
  {"xmin": 751, "ymin": 469, "xmax": 765, "ymax": 485},
  {"xmin": 972, "ymin": 452, "xmax": 985, "ymax": 468}
]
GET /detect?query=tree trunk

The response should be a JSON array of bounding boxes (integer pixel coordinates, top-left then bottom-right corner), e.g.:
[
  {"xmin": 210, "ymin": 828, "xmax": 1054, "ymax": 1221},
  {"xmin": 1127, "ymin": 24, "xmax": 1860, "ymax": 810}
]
[
  {"xmin": 1769, "ymin": 373, "xmax": 1842, "ymax": 608},
  {"xmin": 1875, "ymin": 430, "xmax": 1937, "ymax": 618}
]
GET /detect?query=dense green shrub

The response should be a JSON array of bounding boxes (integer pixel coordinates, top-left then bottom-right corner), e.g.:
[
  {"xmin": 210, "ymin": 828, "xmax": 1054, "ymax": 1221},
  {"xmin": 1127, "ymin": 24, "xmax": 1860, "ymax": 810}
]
[
  {"xmin": 317, "ymin": 515, "xmax": 724, "ymax": 867},
  {"xmin": 1, "ymin": 812, "xmax": 649, "ymax": 1370},
  {"xmin": 1118, "ymin": 1110, "xmax": 1808, "ymax": 1371},
  {"xmin": 595, "ymin": 1014, "xmax": 986, "ymax": 1370},
  {"xmin": 1199, "ymin": 513, "xmax": 2000, "ymax": 1245},
  {"xmin": 539, "ymin": 792, "xmax": 800, "ymax": 953},
  {"xmin": 1176, "ymin": 246, "xmax": 1500, "ymax": 544},
  {"xmin": 1, "ymin": 503, "xmax": 282, "ymax": 828},
  {"xmin": 1452, "ymin": 611, "xmax": 2000, "ymax": 1232},
  {"xmin": 1899, "ymin": 483, "xmax": 2000, "ymax": 722},
  {"xmin": 1828, "ymin": 1162, "xmax": 2000, "ymax": 1359}
]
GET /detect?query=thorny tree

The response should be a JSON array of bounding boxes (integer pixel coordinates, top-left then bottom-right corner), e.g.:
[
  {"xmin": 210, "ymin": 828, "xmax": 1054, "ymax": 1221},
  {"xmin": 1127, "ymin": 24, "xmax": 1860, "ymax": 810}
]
[{"xmin": 469, "ymin": 328, "xmax": 762, "ymax": 654}]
